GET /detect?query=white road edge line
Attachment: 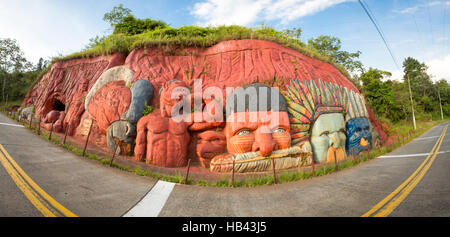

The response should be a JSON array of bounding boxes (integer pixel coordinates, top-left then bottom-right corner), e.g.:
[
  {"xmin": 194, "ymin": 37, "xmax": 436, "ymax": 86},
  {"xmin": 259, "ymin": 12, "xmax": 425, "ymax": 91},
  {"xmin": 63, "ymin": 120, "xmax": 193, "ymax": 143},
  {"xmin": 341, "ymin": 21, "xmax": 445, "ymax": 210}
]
[
  {"xmin": 123, "ymin": 180, "xmax": 176, "ymax": 217},
  {"xmin": 379, "ymin": 150, "xmax": 450, "ymax": 158},
  {"xmin": 413, "ymin": 135, "xmax": 441, "ymax": 141},
  {"xmin": 0, "ymin": 122, "xmax": 23, "ymax": 128}
]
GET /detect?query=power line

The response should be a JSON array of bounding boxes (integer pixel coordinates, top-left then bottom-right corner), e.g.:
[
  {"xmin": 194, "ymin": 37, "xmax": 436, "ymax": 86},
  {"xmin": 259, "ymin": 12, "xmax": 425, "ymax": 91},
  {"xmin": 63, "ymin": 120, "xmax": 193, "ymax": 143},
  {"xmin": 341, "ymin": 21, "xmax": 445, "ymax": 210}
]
[
  {"xmin": 443, "ymin": 3, "xmax": 447, "ymax": 54},
  {"xmin": 425, "ymin": 0, "xmax": 434, "ymax": 46},
  {"xmin": 358, "ymin": 0, "xmax": 400, "ymax": 69},
  {"xmin": 358, "ymin": 0, "xmax": 416, "ymax": 130},
  {"xmin": 406, "ymin": 0, "xmax": 426, "ymax": 51}
]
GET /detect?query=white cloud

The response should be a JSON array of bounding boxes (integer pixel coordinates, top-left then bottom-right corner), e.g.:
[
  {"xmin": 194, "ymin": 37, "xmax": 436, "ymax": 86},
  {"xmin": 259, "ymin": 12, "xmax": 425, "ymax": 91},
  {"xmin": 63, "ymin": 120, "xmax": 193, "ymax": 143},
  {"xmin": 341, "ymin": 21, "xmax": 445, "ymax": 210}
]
[
  {"xmin": 393, "ymin": 0, "xmax": 446, "ymax": 14},
  {"xmin": 393, "ymin": 6, "xmax": 419, "ymax": 14},
  {"xmin": 191, "ymin": 0, "xmax": 354, "ymax": 26},
  {"xmin": 388, "ymin": 69, "xmax": 404, "ymax": 82},
  {"xmin": 436, "ymin": 37, "xmax": 449, "ymax": 42},
  {"xmin": 191, "ymin": 0, "xmax": 271, "ymax": 26},
  {"xmin": 0, "ymin": 0, "xmax": 106, "ymax": 64},
  {"xmin": 427, "ymin": 54, "xmax": 450, "ymax": 81},
  {"xmin": 385, "ymin": 55, "xmax": 450, "ymax": 82}
]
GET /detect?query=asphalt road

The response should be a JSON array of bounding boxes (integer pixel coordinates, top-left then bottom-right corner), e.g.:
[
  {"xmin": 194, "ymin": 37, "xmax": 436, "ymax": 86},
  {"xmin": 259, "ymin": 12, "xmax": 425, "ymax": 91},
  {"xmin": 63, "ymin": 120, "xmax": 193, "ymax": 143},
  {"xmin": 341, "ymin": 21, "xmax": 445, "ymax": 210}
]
[{"xmin": 0, "ymin": 112, "xmax": 449, "ymax": 217}]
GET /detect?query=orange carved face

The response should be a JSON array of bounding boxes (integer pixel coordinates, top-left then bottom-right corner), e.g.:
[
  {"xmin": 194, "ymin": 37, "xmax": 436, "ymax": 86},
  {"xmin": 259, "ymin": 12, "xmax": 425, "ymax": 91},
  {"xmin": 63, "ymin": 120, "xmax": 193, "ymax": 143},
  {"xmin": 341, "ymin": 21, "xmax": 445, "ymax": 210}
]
[
  {"xmin": 225, "ymin": 111, "xmax": 291, "ymax": 157},
  {"xmin": 160, "ymin": 80, "xmax": 190, "ymax": 118},
  {"xmin": 197, "ymin": 130, "xmax": 227, "ymax": 164}
]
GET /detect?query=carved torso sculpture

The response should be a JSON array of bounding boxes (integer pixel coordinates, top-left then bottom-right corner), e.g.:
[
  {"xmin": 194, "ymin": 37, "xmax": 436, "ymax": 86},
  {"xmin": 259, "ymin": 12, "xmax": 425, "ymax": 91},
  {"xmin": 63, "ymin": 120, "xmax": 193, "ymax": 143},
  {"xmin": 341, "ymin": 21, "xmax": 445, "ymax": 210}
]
[{"xmin": 134, "ymin": 80, "xmax": 191, "ymax": 167}]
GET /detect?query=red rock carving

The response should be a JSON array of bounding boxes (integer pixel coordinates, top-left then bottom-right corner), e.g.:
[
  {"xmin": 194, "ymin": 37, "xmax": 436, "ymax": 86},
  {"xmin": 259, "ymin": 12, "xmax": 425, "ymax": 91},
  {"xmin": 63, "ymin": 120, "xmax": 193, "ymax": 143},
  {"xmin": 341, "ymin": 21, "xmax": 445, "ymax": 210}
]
[
  {"xmin": 22, "ymin": 39, "xmax": 388, "ymax": 171},
  {"xmin": 88, "ymin": 80, "xmax": 131, "ymax": 134},
  {"xmin": 196, "ymin": 130, "xmax": 227, "ymax": 168},
  {"xmin": 22, "ymin": 53, "xmax": 126, "ymax": 138},
  {"xmin": 42, "ymin": 110, "xmax": 65, "ymax": 133},
  {"xmin": 134, "ymin": 80, "xmax": 191, "ymax": 167},
  {"xmin": 124, "ymin": 39, "xmax": 359, "ymax": 109},
  {"xmin": 64, "ymin": 78, "xmax": 89, "ymax": 136}
]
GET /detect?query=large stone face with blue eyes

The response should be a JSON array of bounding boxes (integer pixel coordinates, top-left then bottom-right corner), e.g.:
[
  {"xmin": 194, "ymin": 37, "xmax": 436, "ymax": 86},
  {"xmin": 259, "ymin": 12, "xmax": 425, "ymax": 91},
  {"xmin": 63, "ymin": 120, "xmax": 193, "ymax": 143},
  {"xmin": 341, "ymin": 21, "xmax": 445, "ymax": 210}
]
[{"xmin": 346, "ymin": 118, "xmax": 372, "ymax": 155}]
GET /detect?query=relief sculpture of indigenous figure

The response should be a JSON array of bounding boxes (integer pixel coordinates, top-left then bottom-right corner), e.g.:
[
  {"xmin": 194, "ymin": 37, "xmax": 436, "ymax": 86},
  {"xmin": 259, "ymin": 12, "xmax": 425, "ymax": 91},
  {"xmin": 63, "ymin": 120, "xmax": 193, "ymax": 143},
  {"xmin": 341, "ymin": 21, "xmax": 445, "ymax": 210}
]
[
  {"xmin": 210, "ymin": 83, "xmax": 312, "ymax": 173},
  {"xmin": 284, "ymin": 79, "xmax": 349, "ymax": 164}
]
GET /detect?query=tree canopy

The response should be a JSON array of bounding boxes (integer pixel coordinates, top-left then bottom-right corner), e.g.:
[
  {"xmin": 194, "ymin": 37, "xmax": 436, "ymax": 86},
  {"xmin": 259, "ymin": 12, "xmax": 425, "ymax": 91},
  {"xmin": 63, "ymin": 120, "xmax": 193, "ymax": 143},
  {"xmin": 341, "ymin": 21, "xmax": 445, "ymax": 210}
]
[
  {"xmin": 103, "ymin": 4, "xmax": 132, "ymax": 27},
  {"xmin": 1, "ymin": 38, "xmax": 46, "ymax": 102},
  {"xmin": 307, "ymin": 35, "xmax": 363, "ymax": 74}
]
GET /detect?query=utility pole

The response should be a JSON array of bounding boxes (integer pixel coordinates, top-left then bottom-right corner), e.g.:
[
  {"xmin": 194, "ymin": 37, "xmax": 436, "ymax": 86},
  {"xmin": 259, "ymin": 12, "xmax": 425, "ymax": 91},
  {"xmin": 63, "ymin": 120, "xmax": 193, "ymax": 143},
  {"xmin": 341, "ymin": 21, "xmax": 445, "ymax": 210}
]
[
  {"xmin": 438, "ymin": 89, "xmax": 444, "ymax": 120},
  {"xmin": 407, "ymin": 73, "xmax": 417, "ymax": 130}
]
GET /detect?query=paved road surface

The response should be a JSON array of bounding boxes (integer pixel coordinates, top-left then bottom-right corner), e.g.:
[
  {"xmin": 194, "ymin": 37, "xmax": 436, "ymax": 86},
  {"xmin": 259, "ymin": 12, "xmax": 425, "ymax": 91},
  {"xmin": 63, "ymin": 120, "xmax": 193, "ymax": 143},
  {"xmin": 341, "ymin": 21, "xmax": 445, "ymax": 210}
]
[{"xmin": 0, "ymin": 112, "xmax": 449, "ymax": 217}]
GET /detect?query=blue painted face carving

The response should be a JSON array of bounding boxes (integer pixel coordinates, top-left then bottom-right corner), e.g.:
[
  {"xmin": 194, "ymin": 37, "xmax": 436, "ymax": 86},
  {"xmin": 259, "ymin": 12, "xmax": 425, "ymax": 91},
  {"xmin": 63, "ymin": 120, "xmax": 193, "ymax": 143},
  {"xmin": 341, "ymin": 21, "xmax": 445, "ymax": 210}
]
[{"xmin": 346, "ymin": 118, "xmax": 371, "ymax": 155}]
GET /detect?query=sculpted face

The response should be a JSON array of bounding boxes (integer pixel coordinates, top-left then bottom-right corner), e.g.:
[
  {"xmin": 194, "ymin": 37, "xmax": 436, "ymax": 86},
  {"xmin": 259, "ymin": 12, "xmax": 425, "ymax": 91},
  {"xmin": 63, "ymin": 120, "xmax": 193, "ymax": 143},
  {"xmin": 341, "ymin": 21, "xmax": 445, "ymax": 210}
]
[
  {"xmin": 196, "ymin": 130, "xmax": 227, "ymax": 168},
  {"xmin": 346, "ymin": 118, "xmax": 371, "ymax": 155},
  {"xmin": 160, "ymin": 80, "xmax": 190, "ymax": 118},
  {"xmin": 311, "ymin": 113, "xmax": 347, "ymax": 163},
  {"xmin": 225, "ymin": 110, "xmax": 291, "ymax": 157}
]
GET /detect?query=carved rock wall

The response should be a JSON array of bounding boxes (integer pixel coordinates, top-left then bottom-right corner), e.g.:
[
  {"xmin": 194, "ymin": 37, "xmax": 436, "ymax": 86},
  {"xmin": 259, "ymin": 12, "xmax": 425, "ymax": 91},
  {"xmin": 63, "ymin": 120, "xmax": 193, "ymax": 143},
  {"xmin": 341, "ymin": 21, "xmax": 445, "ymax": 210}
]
[
  {"xmin": 22, "ymin": 40, "xmax": 387, "ymax": 166},
  {"xmin": 22, "ymin": 53, "xmax": 126, "ymax": 137},
  {"xmin": 124, "ymin": 39, "xmax": 359, "ymax": 107}
]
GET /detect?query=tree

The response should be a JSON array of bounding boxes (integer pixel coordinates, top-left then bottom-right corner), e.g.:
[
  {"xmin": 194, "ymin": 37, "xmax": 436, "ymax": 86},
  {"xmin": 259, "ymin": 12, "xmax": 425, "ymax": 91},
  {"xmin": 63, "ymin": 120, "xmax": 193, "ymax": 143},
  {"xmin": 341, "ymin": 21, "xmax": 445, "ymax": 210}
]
[
  {"xmin": 390, "ymin": 80, "xmax": 412, "ymax": 121},
  {"xmin": 307, "ymin": 35, "xmax": 363, "ymax": 74},
  {"xmin": 435, "ymin": 79, "xmax": 450, "ymax": 116},
  {"xmin": 113, "ymin": 15, "xmax": 168, "ymax": 35},
  {"xmin": 35, "ymin": 57, "xmax": 49, "ymax": 71},
  {"xmin": 402, "ymin": 57, "xmax": 434, "ymax": 98},
  {"xmin": 103, "ymin": 4, "xmax": 132, "ymax": 27},
  {"xmin": 402, "ymin": 57, "xmax": 443, "ymax": 120},
  {"xmin": 0, "ymin": 38, "xmax": 28, "ymax": 102},
  {"xmin": 282, "ymin": 28, "xmax": 302, "ymax": 40},
  {"xmin": 360, "ymin": 68, "xmax": 395, "ymax": 119}
]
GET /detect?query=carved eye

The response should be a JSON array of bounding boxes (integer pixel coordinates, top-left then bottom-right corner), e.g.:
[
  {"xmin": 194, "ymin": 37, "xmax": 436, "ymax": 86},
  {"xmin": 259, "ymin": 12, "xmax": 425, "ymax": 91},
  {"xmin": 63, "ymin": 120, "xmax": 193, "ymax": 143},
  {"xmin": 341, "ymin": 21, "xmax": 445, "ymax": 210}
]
[
  {"xmin": 236, "ymin": 129, "xmax": 251, "ymax": 136},
  {"xmin": 273, "ymin": 128, "xmax": 286, "ymax": 133},
  {"xmin": 339, "ymin": 128, "xmax": 346, "ymax": 133},
  {"xmin": 320, "ymin": 131, "xmax": 330, "ymax": 136}
]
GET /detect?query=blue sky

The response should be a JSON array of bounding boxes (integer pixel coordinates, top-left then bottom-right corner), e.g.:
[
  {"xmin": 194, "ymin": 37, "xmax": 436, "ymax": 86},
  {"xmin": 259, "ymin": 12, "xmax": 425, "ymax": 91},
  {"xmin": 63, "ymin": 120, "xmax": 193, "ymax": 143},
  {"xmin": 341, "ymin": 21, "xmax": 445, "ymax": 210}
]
[{"xmin": 0, "ymin": 0, "xmax": 448, "ymax": 81}]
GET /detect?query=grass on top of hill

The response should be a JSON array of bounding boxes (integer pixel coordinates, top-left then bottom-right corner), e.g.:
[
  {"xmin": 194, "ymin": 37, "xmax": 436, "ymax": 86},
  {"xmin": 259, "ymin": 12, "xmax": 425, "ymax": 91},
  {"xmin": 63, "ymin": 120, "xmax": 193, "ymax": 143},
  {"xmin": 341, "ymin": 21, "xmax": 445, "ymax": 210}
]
[{"xmin": 50, "ymin": 25, "xmax": 351, "ymax": 80}]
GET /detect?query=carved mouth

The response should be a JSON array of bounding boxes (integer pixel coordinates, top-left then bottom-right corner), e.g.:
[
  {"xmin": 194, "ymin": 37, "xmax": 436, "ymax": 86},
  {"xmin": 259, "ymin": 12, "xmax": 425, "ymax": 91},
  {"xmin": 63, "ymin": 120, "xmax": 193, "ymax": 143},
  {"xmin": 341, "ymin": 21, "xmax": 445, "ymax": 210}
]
[{"xmin": 209, "ymin": 146, "xmax": 312, "ymax": 173}]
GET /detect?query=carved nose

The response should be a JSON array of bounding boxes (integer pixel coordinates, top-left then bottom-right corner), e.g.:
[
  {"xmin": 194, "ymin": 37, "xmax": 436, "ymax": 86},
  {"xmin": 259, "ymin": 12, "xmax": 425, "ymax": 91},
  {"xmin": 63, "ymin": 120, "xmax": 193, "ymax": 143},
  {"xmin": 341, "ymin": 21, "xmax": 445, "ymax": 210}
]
[
  {"xmin": 329, "ymin": 132, "xmax": 341, "ymax": 149},
  {"xmin": 253, "ymin": 127, "xmax": 276, "ymax": 157}
]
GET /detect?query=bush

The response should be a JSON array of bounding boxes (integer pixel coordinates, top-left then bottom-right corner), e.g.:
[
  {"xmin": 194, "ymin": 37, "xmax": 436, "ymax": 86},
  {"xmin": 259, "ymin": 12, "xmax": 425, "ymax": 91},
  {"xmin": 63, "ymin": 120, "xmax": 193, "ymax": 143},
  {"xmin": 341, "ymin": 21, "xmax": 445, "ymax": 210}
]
[{"xmin": 142, "ymin": 102, "xmax": 154, "ymax": 116}]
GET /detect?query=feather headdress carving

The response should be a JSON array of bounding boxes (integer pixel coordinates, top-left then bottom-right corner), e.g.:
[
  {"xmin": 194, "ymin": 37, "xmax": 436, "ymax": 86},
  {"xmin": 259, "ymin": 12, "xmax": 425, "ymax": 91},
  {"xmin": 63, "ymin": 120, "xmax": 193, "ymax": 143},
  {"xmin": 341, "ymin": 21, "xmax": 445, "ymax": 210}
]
[
  {"xmin": 346, "ymin": 90, "xmax": 369, "ymax": 121},
  {"xmin": 283, "ymin": 78, "xmax": 351, "ymax": 145}
]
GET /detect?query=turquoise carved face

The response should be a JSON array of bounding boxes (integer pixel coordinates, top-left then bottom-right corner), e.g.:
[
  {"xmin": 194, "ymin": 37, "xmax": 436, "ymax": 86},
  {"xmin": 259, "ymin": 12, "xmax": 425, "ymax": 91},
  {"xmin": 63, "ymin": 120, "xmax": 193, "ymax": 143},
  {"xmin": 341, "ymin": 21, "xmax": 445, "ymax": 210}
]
[{"xmin": 311, "ymin": 113, "xmax": 347, "ymax": 163}]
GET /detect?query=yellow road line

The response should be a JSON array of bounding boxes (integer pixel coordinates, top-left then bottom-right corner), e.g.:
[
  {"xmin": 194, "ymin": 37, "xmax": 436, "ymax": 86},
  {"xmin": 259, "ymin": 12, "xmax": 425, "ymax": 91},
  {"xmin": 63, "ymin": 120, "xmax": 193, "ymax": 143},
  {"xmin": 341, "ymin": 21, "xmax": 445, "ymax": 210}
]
[
  {"xmin": 373, "ymin": 125, "xmax": 447, "ymax": 217},
  {"xmin": 0, "ymin": 144, "xmax": 77, "ymax": 217},
  {"xmin": 362, "ymin": 125, "xmax": 448, "ymax": 217},
  {"xmin": 0, "ymin": 150, "xmax": 57, "ymax": 217}
]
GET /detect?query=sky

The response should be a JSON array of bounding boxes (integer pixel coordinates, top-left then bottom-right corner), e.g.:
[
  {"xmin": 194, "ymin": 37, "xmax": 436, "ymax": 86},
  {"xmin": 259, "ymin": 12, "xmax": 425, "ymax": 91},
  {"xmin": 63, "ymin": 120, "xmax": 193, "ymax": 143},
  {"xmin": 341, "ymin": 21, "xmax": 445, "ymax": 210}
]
[{"xmin": 0, "ymin": 0, "xmax": 448, "ymax": 81}]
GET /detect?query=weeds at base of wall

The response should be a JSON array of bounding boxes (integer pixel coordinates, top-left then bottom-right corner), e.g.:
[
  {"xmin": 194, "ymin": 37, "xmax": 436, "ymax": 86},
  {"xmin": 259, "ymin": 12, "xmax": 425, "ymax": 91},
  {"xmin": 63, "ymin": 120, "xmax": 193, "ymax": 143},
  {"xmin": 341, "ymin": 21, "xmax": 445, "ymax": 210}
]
[{"xmin": 1, "ymin": 108, "xmax": 447, "ymax": 188}]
